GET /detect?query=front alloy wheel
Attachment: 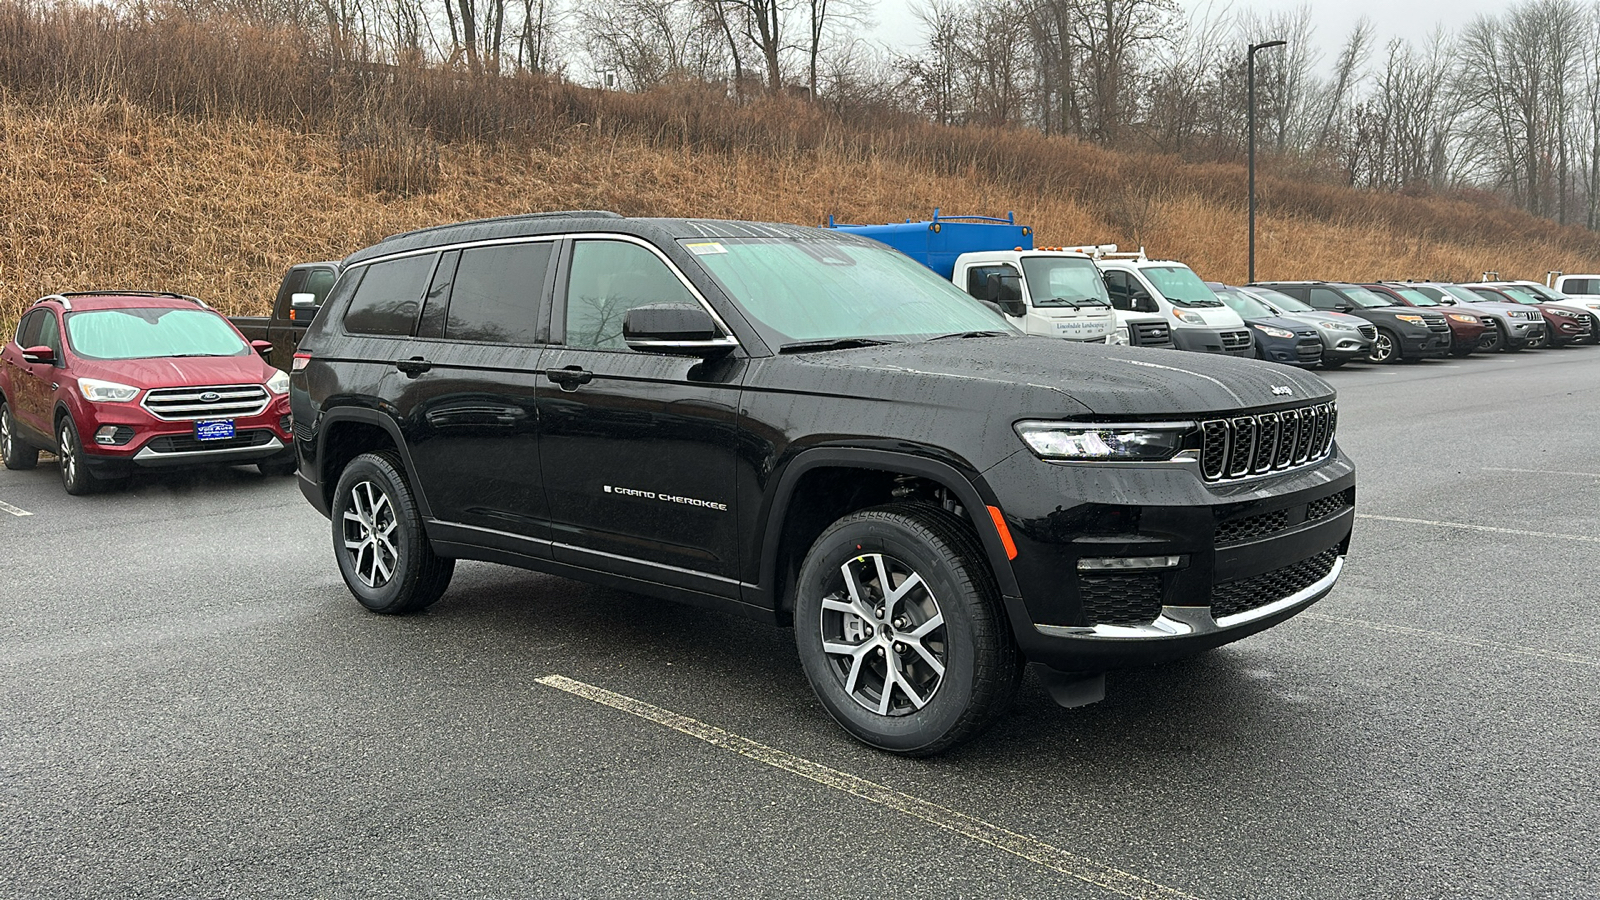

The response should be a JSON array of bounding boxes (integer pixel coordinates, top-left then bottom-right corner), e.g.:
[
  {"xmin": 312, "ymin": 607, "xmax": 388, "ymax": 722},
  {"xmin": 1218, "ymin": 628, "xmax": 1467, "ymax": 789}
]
[
  {"xmin": 57, "ymin": 418, "xmax": 105, "ymax": 495},
  {"xmin": 820, "ymin": 553, "xmax": 949, "ymax": 716},
  {"xmin": 794, "ymin": 504, "xmax": 1021, "ymax": 756}
]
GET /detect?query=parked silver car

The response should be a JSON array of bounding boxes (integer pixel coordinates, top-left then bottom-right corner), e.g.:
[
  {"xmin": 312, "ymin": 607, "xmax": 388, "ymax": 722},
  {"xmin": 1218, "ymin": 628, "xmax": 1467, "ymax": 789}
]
[{"xmin": 1237, "ymin": 285, "xmax": 1374, "ymax": 368}]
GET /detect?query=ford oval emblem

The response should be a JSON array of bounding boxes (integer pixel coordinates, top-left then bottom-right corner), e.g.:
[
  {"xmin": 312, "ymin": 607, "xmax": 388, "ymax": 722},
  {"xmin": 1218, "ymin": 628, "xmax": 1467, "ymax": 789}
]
[
  {"xmin": 200, "ymin": 391, "xmax": 221, "ymax": 402},
  {"xmin": 1271, "ymin": 385, "xmax": 1292, "ymax": 396}
]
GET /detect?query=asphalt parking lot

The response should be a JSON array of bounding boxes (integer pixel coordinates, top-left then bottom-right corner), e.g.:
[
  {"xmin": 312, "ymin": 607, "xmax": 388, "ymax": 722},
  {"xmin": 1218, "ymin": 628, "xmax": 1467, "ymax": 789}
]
[{"xmin": 2, "ymin": 346, "xmax": 1597, "ymax": 900}]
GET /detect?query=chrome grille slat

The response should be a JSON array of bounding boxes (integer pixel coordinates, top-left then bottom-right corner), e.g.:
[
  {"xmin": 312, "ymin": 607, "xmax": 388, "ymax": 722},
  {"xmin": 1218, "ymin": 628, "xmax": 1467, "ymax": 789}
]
[
  {"xmin": 142, "ymin": 383, "xmax": 269, "ymax": 422},
  {"xmin": 1201, "ymin": 402, "xmax": 1336, "ymax": 484}
]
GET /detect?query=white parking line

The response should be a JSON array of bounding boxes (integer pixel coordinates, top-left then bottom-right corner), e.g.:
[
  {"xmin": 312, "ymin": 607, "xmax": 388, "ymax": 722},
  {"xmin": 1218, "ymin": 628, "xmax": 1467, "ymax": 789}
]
[
  {"xmin": 537, "ymin": 674, "xmax": 1202, "ymax": 900},
  {"xmin": 1301, "ymin": 613, "xmax": 1600, "ymax": 668},
  {"xmin": 0, "ymin": 499, "xmax": 33, "ymax": 517},
  {"xmin": 1356, "ymin": 513, "xmax": 1600, "ymax": 545},
  {"xmin": 1482, "ymin": 466, "xmax": 1600, "ymax": 478}
]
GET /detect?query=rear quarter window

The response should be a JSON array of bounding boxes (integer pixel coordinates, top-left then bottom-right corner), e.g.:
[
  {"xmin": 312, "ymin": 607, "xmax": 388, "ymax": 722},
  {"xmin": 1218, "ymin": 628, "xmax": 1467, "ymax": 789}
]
[{"xmin": 343, "ymin": 255, "xmax": 435, "ymax": 336}]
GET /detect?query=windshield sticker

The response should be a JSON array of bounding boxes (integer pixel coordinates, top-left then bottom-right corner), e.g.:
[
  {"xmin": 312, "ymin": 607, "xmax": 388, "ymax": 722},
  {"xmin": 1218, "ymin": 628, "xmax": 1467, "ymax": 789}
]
[{"xmin": 686, "ymin": 242, "xmax": 728, "ymax": 256}]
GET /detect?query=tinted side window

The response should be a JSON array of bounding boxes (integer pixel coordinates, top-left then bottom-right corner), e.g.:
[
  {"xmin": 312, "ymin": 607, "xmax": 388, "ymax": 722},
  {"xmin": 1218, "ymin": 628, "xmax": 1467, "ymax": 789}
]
[
  {"xmin": 563, "ymin": 241, "xmax": 696, "ymax": 351},
  {"xmin": 417, "ymin": 251, "xmax": 460, "ymax": 340},
  {"xmin": 343, "ymin": 255, "xmax": 435, "ymax": 336},
  {"xmin": 1566, "ymin": 277, "xmax": 1599, "ymax": 295},
  {"xmin": 16, "ymin": 311, "xmax": 41, "ymax": 347},
  {"xmin": 965, "ymin": 264, "xmax": 1019, "ymax": 298},
  {"xmin": 1273, "ymin": 285, "xmax": 1310, "ymax": 301},
  {"xmin": 1104, "ymin": 270, "xmax": 1133, "ymax": 311},
  {"xmin": 1308, "ymin": 288, "xmax": 1344, "ymax": 310},
  {"xmin": 36, "ymin": 312, "xmax": 62, "ymax": 356},
  {"xmin": 303, "ymin": 267, "xmax": 338, "ymax": 305},
  {"xmin": 447, "ymin": 242, "xmax": 552, "ymax": 344}
]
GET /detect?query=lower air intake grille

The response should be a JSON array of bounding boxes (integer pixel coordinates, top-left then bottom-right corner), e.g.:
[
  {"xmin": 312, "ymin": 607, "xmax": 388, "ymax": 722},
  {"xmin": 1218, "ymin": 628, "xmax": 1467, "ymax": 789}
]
[
  {"xmin": 1079, "ymin": 575, "xmax": 1164, "ymax": 627},
  {"xmin": 145, "ymin": 429, "xmax": 275, "ymax": 454},
  {"xmin": 1211, "ymin": 547, "xmax": 1340, "ymax": 620}
]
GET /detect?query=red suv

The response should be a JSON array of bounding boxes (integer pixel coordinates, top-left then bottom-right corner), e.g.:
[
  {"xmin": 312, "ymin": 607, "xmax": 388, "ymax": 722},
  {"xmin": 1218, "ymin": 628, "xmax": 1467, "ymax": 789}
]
[{"xmin": 0, "ymin": 292, "xmax": 295, "ymax": 494}]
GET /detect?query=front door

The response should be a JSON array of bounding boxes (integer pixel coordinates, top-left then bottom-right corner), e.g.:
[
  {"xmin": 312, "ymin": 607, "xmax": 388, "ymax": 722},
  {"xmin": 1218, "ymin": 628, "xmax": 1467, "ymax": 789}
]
[
  {"xmin": 12, "ymin": 309, "xmax": 63, "ymax": 442},
  {"xmin": 537, "ymin": 237, "xmax": 744, "ymax": 597}
]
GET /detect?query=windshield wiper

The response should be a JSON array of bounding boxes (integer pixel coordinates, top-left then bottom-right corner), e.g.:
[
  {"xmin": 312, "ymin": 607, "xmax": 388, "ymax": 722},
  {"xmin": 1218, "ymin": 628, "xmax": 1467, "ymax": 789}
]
[
  {"xmin": 1045, "ymin": 296, "xmax": 1082, "ymax": 309},
  {"xmin": 778, "ymin": 337, "xmax": 897, "ymax": 353},
  {"xmin": 927, "ymin": 330, "xmax": 1013, "ymax": 341}
]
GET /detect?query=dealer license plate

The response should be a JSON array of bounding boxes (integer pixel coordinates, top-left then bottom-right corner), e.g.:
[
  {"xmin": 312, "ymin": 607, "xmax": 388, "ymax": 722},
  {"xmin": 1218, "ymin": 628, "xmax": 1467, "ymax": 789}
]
[{"xmin": 195, "ymin": 419, "xmax": 236, "ymax": 441}]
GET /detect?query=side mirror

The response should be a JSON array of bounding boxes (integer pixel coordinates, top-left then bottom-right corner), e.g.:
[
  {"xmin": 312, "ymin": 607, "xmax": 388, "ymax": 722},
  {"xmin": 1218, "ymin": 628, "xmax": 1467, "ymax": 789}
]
[
  {"xmin": 290, "ymin": 292, "xmax": 318, "ymax": 308},
  {"xmin": 1130, "ymin": 292, "xmax": 1159, "ymax": 314},
  {"xmin": 983, "ymin": 273, "xmax": 1027, "ymax": 318},
  {"xmin": 251, "ymin": 339, "xmax": 274, "ymax": 358},
  {"xmin": 1332, "ymin": 303, "xmax": 1353, "ymax": 313},
  {"xmin": 21, "ymin": 345, "xmax": 55, "ymax": 365},
  {"xmin": 623, "ymin": 303, "xmax": 736, "ymax": 356}
]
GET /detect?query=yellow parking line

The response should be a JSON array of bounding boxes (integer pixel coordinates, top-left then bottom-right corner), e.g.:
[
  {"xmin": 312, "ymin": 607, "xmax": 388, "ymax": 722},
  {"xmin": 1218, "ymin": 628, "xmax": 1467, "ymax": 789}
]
[{"xmin": 537, "ymin": 674, "xmax": 1202, "ymax": 900}]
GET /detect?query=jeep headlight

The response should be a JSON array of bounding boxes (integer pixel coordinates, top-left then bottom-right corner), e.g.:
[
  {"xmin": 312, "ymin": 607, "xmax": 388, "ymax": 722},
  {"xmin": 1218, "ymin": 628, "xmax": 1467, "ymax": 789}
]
[
  {"xmin": 1015, "ymin": 421, "xmax": 1192, "ymax": 461},
  {"xmin": 78, "ymin": 378, "xmax": 140, "ymax": 403}
]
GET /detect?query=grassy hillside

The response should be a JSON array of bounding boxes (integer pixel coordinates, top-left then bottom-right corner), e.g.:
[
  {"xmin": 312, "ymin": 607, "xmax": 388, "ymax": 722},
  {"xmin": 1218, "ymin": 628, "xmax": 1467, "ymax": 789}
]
[{"xmin": 4, "ymin": 91, "xmax": 1600, "ymax": 331}]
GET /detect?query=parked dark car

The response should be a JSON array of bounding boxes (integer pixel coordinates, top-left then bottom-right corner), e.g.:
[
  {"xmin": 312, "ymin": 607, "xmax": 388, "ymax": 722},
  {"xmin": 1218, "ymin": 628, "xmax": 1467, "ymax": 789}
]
[
  {"xmin": 1254, "ymin": 281, "xmax": 1451, "ymax": 363},
  {"xmin": 290, "ymin": 211, "xmax": 1355, "ymax": 756},
  {"xmin": 1207, "ymin": 283, "xmax": 1322, "ymax": 367},
  {"xmin": 1364, "ymin": 283, "xmax": 1489, "ymax": 356},
  {"xmin": 230, "ymin": 261, "xmax": 341, "ymax": 370},
  {"xmin": 1407, "ymin": 283, "xmax": 1545, "ymax": 351},
  {"xmin": 1464, "ymin": 284, "xmax": 1590, "ymax": 347},
  {"xmin": 0, "ymin": 292, "xmax": 295, "ymax": 494},
  {"xmin": 1236, "ymin": 285, "xmax": 1374, "ymax": 367}
]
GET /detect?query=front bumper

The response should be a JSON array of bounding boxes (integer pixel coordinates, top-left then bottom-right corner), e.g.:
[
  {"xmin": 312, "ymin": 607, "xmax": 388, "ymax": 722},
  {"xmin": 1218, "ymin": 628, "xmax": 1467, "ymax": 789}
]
[
  {"xmin": 1257, "ymin": 336, "xmax": 1323, "ymax": 367},
  {"xmin": 1398, "ymin": 328, "xmax": 1451, "ymax": 358},
  {"xmin": 1172, "ymin": 326, "xmax": 1254, "ymax": 356},
  {"xmin": 985, "ymin": 447, "xmax": 1356, "ymax": 673},
  {"xmin": 76, "ymin": 397, "xmax": 293, "ymax": 475}
]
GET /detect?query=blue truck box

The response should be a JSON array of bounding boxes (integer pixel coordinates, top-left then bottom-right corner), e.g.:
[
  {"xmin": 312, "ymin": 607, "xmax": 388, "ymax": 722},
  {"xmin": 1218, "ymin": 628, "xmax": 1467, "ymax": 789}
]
[{"xmin": 826, "ymin": 210, "xmax": 1034, "ymax": 280}]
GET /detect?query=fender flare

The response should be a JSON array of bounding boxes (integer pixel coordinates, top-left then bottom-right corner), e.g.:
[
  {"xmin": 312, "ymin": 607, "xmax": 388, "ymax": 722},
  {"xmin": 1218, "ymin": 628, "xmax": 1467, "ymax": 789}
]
[
  {"xmin": 313, "ymin": 406, "xmax": 434, "ymax": 519},
  {"xmin": 755, "ymin": 447, "xmax": 1021, "ymax": 604}
]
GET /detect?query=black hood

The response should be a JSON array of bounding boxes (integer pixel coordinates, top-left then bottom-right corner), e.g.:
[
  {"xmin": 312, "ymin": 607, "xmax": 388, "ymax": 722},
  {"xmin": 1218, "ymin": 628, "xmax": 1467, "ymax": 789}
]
[{"xmin": 763, "ymin": 336, "xmax": 1334, "ymax": 418}]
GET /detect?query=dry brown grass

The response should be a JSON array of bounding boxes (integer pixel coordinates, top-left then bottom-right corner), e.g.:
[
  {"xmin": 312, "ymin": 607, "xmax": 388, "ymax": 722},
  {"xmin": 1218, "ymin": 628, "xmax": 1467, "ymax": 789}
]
[{"xmin": 3, "ymin": 87, "xmax": 1600, "ymax": 331}]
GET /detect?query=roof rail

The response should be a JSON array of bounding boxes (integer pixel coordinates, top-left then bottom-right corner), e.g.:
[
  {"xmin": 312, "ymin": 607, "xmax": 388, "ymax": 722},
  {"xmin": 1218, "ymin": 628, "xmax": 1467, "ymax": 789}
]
[
  {"xmin": 34, "ymin": 291, "xmax": 207, "ymax": 309},
  {"xmin": 34, "ymin": 294, "xmax": 72, "ymax": 310},
  {"xmin": 381, "ymin": 210, "xmax": 624, "ymax": 243}
]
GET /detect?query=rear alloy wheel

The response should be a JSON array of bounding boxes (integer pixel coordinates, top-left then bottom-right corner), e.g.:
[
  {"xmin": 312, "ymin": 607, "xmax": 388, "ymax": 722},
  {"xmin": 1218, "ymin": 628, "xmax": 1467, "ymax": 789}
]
[
  {"xmin": 794, "ymin": 504, "xmax": 1021, "ymax": 756},
  {"xmin": 1, "ymin": 401, "xmax": 39, "ymax": 470},
  {"xmin": 57, "ymin": 417, "xmax": 106, "ymax": 495},
  {"xmin": 1368, "ymin": 329, "xmax": 1400, "ymax": 364},
  {"xmin": 332, "ymin": 451, "xmax": 454, "ymax": 614}
]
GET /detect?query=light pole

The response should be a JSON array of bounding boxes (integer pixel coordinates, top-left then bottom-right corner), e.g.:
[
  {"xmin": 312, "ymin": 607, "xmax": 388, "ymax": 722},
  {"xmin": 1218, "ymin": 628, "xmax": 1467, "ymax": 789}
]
[{"xmin": 1248, "ymin": 39, "xmax": 1286, "ymax": 284}]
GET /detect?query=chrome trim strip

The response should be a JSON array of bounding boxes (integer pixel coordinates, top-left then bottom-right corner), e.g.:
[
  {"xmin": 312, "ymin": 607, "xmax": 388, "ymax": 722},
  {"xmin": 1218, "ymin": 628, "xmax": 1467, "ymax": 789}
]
[
  {"xmin": 553, "ymin": 542, "xmax": 741, "ymax": 587},
  {"xmin": 1033, "ymin": 556, "xmax": 1343, "ymax": 641},
  {"xmin": 132, "ymin": 436, "xmax": 285, "ymax": 461}
]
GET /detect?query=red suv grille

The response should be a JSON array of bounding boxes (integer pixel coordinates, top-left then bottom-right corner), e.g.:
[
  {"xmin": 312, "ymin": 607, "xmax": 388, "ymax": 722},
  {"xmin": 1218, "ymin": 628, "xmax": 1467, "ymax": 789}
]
[{"xmin": 141, "ymin": 384, "xmax": 269, "ymax": 421}]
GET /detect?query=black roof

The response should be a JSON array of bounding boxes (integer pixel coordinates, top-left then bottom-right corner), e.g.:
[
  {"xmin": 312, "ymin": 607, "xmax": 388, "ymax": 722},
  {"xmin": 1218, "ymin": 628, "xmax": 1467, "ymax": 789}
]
[{"xmin": 344, "ymin": 212, "xmax": 864, "ymax": 267}]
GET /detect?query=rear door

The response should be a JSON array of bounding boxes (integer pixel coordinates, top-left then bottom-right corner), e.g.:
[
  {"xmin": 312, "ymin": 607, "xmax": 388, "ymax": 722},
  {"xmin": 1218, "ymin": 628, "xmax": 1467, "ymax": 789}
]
[
  {"xmin": 536, "ymin": 236, "xmax": 744, "ymax": 596},
  {"xmin": 388, "ymin": 239, "xmax": 555, "ymax": 550}
]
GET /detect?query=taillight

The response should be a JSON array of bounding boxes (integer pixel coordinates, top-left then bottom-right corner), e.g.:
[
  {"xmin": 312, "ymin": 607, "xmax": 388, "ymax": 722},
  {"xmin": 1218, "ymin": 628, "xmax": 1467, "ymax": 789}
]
[{"xmin": 291, "ymin": 352, "xmax": 311, "ymax": 373}]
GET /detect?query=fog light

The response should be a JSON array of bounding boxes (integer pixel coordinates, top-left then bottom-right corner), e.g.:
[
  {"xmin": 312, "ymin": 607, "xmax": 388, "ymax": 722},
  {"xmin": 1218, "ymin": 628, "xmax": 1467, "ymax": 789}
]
[
  {"xmin": 94, "ymin": 425, "xmax": 133, "ymax": 446},
  {"xmin": 1077, "ymin": 555, "xmax": 1183, "ymax": 572},
  {"xmin": 280, "ymin": 414, "xmax": 293, "ymax": 433}
]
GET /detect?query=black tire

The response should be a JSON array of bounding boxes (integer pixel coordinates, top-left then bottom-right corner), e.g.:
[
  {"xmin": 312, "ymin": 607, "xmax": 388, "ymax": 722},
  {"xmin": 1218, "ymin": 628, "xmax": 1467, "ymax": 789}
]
[
  {"xmin": 331, "ymin": 451, "xmax": 454, "ymax": 614},
  {"xmin": 1, "ymin": 400, "xmax": 39, "ymax": 470},
  {"xmin": 57, "ymin": 417, "xmax": 108, "ymax": 495},
  {"xmin": 793, "ymin": 503, "xmax": 1022, "ymax": 756},
  {"xmin": 1320, "ymin": 358, "xmax": 1346, "ymax": 369},
  {"xmin": 1367, "ymin": 328, "xmax": 1401, "ymax": 364},
  {"xmin": 1477, "ymin": 326, "xmax": 1500, "ymax": 353},
  {"xmin": 256, "ymin": 453, "xmax": 298, "ymax": 477}
]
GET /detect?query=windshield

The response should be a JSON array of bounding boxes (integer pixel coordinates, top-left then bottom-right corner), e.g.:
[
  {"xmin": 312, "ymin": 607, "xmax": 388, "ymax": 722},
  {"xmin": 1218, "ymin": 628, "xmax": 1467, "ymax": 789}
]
[
  {"xmin": 1142, "ymin": 265, "xmax": 1223, "ymax": 307},
  {"xmin": 1390, "ymin": 287, "xmax": 1440, "ymax": 307},
  {"xmin": 684, "ymin": 238, "xmax": 1015, "ymax": 345},
  {"xmin": 1343, "ymin": 286, "xmax": 1398, "ymax": 309},
  {"xmin": 1441, "ymin": 284, "xmax": 1489, "ymax": 304},
  {"xmin": 1495, "ymin": 285, "xmax": 1544, "ymax": 305},
  {"xmin": 1214, "ymin": 288, "xmax": 1274, "ymax": 319},
  {"xmin": 1019, "ymin": 257, "xmax": 1110, "ymax": 307},
  {"xmin": 1524, "ymin": 284, "xmax": 1568, "ymax": 301},
  {"xmin": 1243, "ymin": 286, "xmax": 1312, "ymax": 313},
  {"xmin": 65, "ymin": 308, "xmax": 247, "ymax": 360}
]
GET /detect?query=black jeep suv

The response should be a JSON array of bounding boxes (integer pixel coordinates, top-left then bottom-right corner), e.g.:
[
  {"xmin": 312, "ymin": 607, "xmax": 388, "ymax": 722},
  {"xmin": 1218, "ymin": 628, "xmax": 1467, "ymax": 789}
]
[{"xmin": 290, "ymin": 212, "xmax": 1356, "ymax": 755}]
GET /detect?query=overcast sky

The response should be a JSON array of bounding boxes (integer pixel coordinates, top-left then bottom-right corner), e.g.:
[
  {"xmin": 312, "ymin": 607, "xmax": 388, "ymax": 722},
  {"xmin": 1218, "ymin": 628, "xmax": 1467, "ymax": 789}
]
[{"xmin": 863, "ymin": 1, "xmax": 1510, "ymax": 68}]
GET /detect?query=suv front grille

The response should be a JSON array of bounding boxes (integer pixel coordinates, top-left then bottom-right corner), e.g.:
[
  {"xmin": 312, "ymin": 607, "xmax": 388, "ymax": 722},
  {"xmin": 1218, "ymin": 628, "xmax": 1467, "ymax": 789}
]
[
  {"xmin": 1295, "ymin": 340, "xmax": 1321, "ymax": 362},
  {"xmin": 1211, "ymin": 547, "xmax": 1340, "ymax": 620},
  {"xmin": 1357, "ymin": 324, "xmax": 1377, "ymax": 340},
  {"xmin": 1422, "ymin": 314, "xmax": 1450, "ymax": 333},
  {"xmin": 1199, "ymin": 402, "xmax": 1337, "ymax": 482},
  {"xmin": 1221, "ymin": 330, "xmax": 1251, "ymax": 350},
  {"xmin": 145, "ymin": 429, "xmax": 275, "ymax": 454},
  {"xmin": 1079, "ymin": 574, "xmax": 1164, "ymax": 627},
  {"xmin": 142, "ymin": 384, "xmax": 270, "ymax": 421},
  {"xmin": 1131, "ymin": 321, "xmax": 1172, "ymax": 347}
]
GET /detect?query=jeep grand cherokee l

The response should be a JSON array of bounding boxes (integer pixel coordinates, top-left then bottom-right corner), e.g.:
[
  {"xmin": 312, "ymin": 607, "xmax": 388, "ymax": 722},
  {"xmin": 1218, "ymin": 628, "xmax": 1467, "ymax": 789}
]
[{"xmin": 290, "ymin": 212, "xmax": 1356, "ymax": 755}]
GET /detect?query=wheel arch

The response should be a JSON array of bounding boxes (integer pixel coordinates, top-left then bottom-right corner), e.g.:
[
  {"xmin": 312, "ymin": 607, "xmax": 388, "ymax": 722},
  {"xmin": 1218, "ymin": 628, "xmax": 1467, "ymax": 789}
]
[
  {"xmin": 314, "ymin": 407, "xmax": 432, "ymax": 519},
  {"xmin": 755, "ymin": 448, "xmax": 1021, "ymax": 620}
]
